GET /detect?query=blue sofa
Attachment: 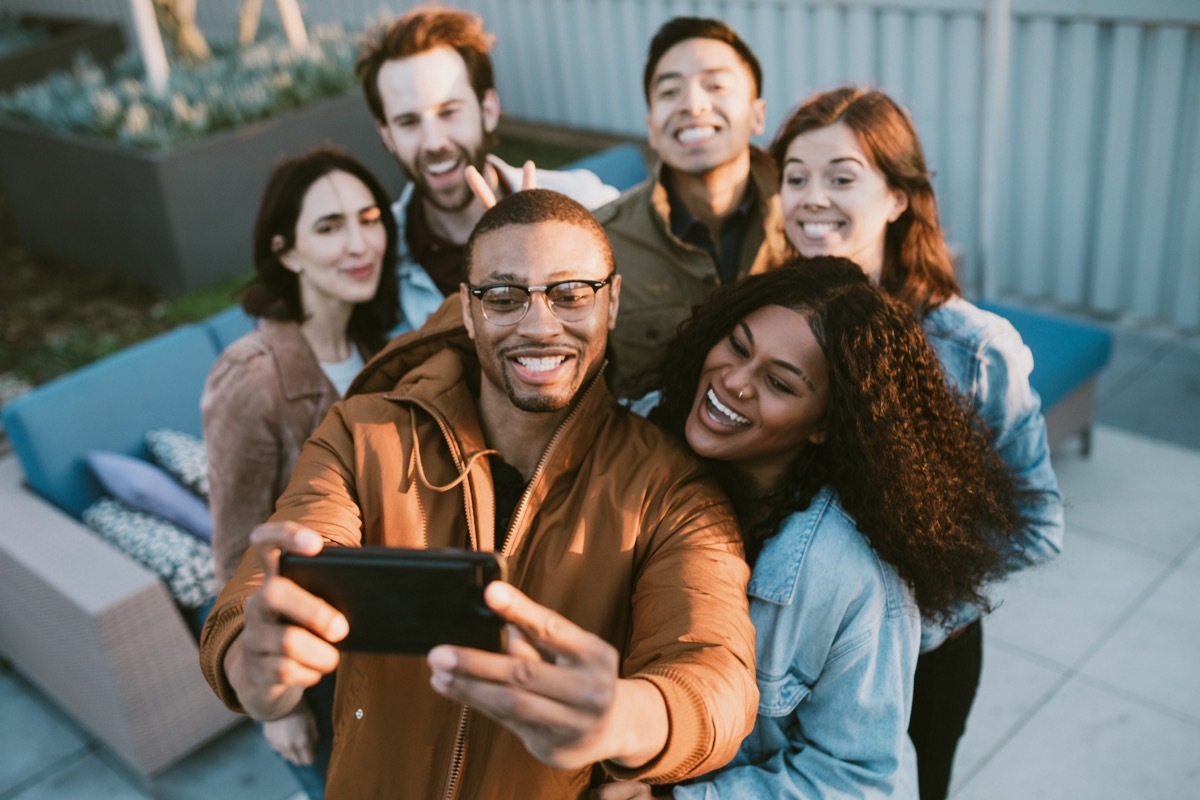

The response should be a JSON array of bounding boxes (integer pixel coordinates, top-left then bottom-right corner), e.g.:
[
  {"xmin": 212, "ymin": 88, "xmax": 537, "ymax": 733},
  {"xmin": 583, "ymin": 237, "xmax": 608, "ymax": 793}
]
[
  {"xmin": 979, "ymin": 301, "xmax": 1113, "ymax": 453},
  {"xmin": 0, "ymin": 306, "xmax": 255, "ymax": 779}
]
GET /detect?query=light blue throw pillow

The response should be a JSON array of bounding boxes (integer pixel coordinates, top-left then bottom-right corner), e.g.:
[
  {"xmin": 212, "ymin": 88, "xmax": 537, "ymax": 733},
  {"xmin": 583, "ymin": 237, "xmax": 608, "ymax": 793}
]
[{"xmin": 86, "ymin": 451, "xmax": 213, "ymax": 541}]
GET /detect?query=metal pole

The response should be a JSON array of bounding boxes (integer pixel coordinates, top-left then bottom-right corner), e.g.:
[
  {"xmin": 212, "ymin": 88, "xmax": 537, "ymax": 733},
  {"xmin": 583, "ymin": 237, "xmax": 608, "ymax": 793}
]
[
  {"xmin": 129, "ymin": 0, "xmax": 170, "ymax": 97},
  {"xmin": 978, "ymin": 0, "xmax": 1012, "ymax": 300}
]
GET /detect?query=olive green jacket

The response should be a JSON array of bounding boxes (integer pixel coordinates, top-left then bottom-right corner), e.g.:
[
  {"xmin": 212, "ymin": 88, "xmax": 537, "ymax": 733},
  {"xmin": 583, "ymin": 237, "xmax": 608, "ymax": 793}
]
[{"xmin": 595, "ymin": 147, "xmax": 790, "ymax": 398}]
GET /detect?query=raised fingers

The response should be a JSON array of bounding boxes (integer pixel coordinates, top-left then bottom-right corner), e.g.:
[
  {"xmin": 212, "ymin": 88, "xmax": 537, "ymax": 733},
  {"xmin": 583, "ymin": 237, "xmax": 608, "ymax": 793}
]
[
  {"xmin": 520, "ymin": 160, "xmax": 537, "ymax": 191},
  {"xmin": 465, "ymin": 164, "xmax": 498, "ymax": 208}
]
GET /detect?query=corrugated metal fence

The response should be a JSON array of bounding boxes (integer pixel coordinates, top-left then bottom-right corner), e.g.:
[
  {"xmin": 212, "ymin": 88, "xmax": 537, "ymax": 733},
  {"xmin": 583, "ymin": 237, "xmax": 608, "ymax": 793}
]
[{"xmin": 3, "ymin": 0, "xmax": 1198, "ymax": 327}]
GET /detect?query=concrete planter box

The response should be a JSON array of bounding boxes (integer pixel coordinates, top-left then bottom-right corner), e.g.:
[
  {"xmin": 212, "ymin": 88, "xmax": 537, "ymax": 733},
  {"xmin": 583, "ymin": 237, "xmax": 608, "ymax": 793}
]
[
  {"xmin": 0, "ymin": 15, "xmax": 125, "ymax": 93},
  {"xmin": 0, "ymin": 91, "xmax": 403, "ymax": 297}
]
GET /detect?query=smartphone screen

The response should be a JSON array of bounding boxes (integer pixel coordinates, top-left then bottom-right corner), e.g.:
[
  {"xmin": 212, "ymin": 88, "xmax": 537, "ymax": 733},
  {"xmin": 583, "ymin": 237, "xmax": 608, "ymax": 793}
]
[{"xmin": 279, "ymin": 547, "xmax": 507, "ymax": 654}]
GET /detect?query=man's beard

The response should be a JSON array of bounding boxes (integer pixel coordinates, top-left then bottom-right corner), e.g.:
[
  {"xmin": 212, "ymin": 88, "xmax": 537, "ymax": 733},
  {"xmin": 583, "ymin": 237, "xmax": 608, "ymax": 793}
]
[{"xmin": 401, "ymin": 137, "xmax": 489, "ymax": 214}]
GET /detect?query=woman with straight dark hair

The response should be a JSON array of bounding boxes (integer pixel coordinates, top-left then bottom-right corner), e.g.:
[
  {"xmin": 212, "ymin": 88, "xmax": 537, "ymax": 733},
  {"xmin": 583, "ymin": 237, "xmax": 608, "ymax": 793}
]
[
  {"xmin": 769, "ymin": 86, "xmax": 1064, "ymax": 800},
  {"xmin": 201, "ymin": 148, "xmax": 397, "ymax": 799}
]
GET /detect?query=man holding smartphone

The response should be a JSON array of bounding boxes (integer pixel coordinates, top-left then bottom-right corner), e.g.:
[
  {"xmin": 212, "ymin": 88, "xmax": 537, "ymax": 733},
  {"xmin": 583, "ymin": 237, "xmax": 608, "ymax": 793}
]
[{"xmin": 199, "ymin": 190, "xmax": 757, "ymax": 798}]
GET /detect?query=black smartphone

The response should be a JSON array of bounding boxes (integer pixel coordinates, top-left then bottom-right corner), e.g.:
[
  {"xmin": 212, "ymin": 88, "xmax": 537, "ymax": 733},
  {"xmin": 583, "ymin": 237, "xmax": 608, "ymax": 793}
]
[{"xmin": 278, "ymin": 546, "xmax": 507, "ymax": 654}]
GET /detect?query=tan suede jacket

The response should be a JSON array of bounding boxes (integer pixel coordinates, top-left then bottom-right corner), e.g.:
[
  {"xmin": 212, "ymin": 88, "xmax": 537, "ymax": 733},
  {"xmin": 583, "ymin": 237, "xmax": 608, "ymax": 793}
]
[
  {"xmin": 595, "ymin": 146, "xmax": 791, "ymax": 399},
  {"xmin": 199, "ymin": 311, "xmax": 758, "ymax": 800},
  {"xmin": 201, "ymin": 319, "xmax": 340, "ymax": 587}
]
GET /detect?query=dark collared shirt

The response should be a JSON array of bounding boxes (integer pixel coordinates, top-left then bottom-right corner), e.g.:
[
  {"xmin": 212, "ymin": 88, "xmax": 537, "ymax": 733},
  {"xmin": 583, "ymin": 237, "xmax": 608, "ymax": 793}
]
[
  {"xmin": 405, "ymin": 168, "xmax": 514, "ymax": 297},
  {"xmin": 665, "ymin": 169, "xmax": 758, "ymax": 285}
]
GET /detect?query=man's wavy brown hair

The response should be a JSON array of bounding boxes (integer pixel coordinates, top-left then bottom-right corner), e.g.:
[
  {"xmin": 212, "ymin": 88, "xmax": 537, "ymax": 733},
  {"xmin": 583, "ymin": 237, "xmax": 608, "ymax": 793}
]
[{"xmin": 652, "ymin": 256, "xmax": 1026, "ymax": 621}]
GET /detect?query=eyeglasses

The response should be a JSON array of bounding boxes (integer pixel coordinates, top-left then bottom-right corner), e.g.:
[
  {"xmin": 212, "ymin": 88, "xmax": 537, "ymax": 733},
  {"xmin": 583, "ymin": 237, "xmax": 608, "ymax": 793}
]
[{"xmin": 467, "ymin": 274, "xmax": 614, "ymax": 325}]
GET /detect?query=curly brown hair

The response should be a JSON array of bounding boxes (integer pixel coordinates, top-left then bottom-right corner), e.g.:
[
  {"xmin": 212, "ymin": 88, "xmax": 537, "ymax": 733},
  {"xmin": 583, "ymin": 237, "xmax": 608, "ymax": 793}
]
[
  {"xmin": 769, "ymin": 86, "xmax": 959, "ymax": 316},
  {"xmin": 652, "ymin": 256, "xmax": 1026, "ymax": 621}
]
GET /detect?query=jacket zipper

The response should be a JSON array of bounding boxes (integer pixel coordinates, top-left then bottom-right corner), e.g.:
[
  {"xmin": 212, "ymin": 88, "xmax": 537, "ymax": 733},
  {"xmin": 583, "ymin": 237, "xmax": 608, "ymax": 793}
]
[
  {"xmin": 443, "ymin": 705, "xmax": 470, "ymax": 800},
  {"xmin": 501, "ymin": 375, "xmax": 602, "ymax": 558},
  {"xmin": 393, "ymin": 378, "xmax": 602, "ymax": 797}
]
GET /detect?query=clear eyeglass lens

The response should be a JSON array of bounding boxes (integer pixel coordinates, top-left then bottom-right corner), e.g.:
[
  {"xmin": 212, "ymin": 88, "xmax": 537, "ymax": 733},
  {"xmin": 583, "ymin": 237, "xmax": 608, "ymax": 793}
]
[{"xmin": 481, "ymin": 282, "xmax": 599, "ymax": 323}]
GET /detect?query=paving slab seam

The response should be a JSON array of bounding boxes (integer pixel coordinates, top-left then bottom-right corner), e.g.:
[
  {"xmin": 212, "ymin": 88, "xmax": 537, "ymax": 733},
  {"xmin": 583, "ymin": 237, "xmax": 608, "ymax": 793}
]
[
  {"xmin": 1070, "ymin": 671, "xmax": 1200, "ymax": 729},
  {"xmin": 948, "ymin": 669, "xmax": 1075, "ymax": 797}
]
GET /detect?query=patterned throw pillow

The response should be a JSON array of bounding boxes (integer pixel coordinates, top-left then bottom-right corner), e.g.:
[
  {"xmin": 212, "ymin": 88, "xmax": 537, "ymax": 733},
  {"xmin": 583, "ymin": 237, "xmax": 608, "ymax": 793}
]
[
  {"xmin": 145, "ymin": 428, "xmax": 209, "ymax": 500},
  {"xmin": 82, "ymin": 498, "xmax": 216, "ymax": 608}
]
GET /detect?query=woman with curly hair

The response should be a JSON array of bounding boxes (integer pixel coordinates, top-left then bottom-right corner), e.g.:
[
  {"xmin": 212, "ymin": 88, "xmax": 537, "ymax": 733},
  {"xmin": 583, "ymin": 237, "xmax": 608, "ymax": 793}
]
[
  {"xmin": 769, "ymin": 86, "xmax": 1064, "ymax": 799},
  {"xmin": 201, "ymin": 148, "xmax": 398, "ymax": 799},
  {"xmin": 596, "ymin": 256, "xmax": 1024, "ymax": 799}
]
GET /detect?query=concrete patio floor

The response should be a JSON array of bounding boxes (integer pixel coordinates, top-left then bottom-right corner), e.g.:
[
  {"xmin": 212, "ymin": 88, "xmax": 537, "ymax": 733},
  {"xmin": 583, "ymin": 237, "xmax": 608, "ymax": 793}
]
[{"xmin": 1, "ymin": 316, "xmax": 1198, "ymax": 799}]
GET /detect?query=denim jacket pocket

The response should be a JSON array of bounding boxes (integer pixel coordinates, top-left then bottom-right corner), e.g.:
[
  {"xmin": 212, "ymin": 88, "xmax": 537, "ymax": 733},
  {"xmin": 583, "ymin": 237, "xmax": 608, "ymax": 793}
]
[{"xmin": 756, "ymin": 668, "xmax": 812, "ymax": 718}]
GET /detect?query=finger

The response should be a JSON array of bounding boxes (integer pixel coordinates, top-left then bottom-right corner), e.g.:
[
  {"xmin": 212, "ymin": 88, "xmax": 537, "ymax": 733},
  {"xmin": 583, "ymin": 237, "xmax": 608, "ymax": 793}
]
[
  {"xmin": 485, "ymin": 583, "xmax": 613, "ymax": 667},
  {"xmin": 243, "ymin": 590, "xmax": 342, "ymax": 677},
  {"xmin": 428, "ymin": 661, "xmax": 600, "ymax": 744},
  {"xmin": 521, "ymin": 160, "xmax": 537, "ymax": 191},
  {"xmin": 256, "ymin": 574, "xmax": 349, "ymax": 647},
  {"xmin": 248, "ymin": 521, "xmax": 324, "ymax": 577},
  {"xmin": 427, "ymin": 645, "xmax": 612, "ymax": 715},
  {"xmin": 241, "ymin": 637, "xmax": 336, "ymax": 690},
  {"xmin": 505, "ymin": 624, "xmax": 544, "ymax": 662},
  {"xmin": 465, "ymin": 164, "xmax": 497, "ymax": 208}
]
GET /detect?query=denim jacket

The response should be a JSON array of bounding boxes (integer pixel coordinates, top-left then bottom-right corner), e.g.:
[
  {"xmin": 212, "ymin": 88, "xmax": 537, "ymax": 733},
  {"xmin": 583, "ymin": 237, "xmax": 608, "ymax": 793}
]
[
  {"xmin": 676, "ymin": 487, "xmax": 921, "ymax": 799},
  {"xmin": 389, "ymin": 154, "xmax": 619, "ymax": 334},
  {"xmin": 920, "ymin": 297, "xmax": 1065, "ymax": 650}
]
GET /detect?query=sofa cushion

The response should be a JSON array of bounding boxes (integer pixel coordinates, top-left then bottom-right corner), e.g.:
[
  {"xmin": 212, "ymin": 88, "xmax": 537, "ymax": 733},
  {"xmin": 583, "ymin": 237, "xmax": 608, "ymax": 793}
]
[
  {"xmin": 86, "ymin": 451, "xmax": 212, "ymax": 541},
  {"xmin": 204, "ymin": 305, "xmax": 256, "ymax": 352},
  {"xmin": 978, "ymin": 301, "xmax": 1114, "ymax": 409},
  {"xmin": 81, "ymin": 498, "xmax": 216, "ymax": 609},
  {"xmin": 145, "ymin": 428, "xmax": 209, "ymax": 500},
  {"xmin": 1, "ymin": 323, "xmax": 221, "ymax": 517},
  {"xmin": 567, "ymin": 144, "xmax": 648, "ymax": 193}
]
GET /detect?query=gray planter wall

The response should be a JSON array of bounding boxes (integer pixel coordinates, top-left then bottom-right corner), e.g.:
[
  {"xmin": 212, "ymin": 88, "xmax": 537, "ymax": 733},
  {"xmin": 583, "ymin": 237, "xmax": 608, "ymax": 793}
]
[{"xmin": 0, "ymin": 91, "xmax": 404, "ymax": 297}]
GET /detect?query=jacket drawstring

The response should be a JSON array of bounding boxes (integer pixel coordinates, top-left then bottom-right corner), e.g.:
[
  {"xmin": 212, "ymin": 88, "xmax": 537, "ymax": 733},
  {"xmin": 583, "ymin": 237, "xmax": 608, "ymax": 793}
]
[{"xmin": 407, "ymin": 414, "xmax": 498, "ymax": 494}]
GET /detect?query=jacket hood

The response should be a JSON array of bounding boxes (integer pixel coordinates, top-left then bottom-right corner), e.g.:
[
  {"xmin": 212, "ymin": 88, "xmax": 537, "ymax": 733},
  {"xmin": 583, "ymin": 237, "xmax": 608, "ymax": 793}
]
[{"xmin": 347, "ymin": 295, "xmax": 470, "ymax": 397}]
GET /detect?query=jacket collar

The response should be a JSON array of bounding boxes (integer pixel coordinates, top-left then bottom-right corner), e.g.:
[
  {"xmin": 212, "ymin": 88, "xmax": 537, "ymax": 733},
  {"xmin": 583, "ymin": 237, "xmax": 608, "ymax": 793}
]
[
  {"xmin": 257, "ymin": 319, "xmax": 336, "ymax": 401},
  {"xmin": 647, "ymin": 146, "xmax": 788, "ymax": 278},
  {"xmin": 649, "ymin": 146, "xmax": 781, "ymax": 229},
  {"xmin": 747, "ymin": 486, "xmax": 836, "ymax": 606}
]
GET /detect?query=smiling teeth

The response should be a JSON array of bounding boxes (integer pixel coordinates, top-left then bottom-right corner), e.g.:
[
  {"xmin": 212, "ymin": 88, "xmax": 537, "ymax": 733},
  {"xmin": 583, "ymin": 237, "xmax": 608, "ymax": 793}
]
[
  {"xmin": 802, "ymin": 222, "xmax": 840, "ymax": 236},
  {"xmin": 707, "ymin": 389, "xmax": 750, "ymax": 425},
  {"xmin": 426, "ymin": 160, "xmax": 458, "ymax": 175},
  {"xmin": 677, "ymin": 126, "xmax": 716, "ymax": 143},
  {"xmin": 517, "ymin": 355, "xmax": 565, "ymax": 372}
]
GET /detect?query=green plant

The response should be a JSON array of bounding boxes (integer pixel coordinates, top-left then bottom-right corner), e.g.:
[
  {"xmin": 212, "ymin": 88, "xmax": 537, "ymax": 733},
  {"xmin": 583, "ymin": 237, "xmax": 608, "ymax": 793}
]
[{"xmin": 0, "ymin": 22, "xmax": 368, "ymax": 149}]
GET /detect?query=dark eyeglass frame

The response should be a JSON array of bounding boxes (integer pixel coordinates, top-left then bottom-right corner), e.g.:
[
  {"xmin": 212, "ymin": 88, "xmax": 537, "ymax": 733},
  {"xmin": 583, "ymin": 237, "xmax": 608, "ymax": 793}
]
[{"xmin": 467, "ymin": 273, "xmax": 615, "ymax": 325}]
